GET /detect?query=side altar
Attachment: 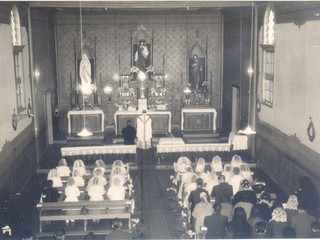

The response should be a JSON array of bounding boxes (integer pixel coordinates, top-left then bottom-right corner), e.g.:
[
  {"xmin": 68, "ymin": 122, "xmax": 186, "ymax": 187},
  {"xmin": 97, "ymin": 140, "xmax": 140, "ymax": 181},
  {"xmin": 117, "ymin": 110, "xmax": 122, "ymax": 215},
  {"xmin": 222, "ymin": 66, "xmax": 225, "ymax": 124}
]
[
  {"xmin": 66, "ymin": 108, "xmax": 105, "ymax": 146},
  {"xmin": 181, "ymin": 107, "xmax": 218, "ymax": 143},
  {"xmin": 181, "ymin": 107, "xmax": 217, "ymax": 132}
]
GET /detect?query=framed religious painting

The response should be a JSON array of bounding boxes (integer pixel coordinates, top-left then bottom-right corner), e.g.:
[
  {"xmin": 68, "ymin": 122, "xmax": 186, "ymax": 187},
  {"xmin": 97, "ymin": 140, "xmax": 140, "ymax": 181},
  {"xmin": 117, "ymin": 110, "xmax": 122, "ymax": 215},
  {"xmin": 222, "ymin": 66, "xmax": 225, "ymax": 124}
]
[
  {"xmin": 131, "ymin": 25, "xmax": 153, "ymax": 80},
  {"xmin": 188, "ymin": 41, "xmax": 207, "ymax": 92}
]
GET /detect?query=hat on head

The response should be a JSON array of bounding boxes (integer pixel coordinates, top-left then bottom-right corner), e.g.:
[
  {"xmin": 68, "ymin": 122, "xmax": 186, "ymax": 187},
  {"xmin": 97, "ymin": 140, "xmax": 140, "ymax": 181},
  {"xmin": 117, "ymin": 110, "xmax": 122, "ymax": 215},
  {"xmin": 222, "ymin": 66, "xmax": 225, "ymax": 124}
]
[{"xmin": 240, "ymin": 179, "xmax": 251, "ymax": 190}]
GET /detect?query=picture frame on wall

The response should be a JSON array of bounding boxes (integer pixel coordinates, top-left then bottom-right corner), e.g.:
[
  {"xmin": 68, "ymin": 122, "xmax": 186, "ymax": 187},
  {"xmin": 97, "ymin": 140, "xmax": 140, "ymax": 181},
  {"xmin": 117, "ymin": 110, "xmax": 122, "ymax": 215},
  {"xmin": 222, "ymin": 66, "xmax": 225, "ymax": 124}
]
[{"xmin": 131, "ymin": 25, "xmax": 153, "ymax": 81}]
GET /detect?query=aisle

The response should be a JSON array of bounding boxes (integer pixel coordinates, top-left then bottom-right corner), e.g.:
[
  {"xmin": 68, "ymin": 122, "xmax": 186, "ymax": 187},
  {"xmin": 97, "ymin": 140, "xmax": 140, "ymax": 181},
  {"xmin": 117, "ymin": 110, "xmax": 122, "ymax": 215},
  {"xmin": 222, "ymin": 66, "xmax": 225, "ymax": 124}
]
[{"xmin": 137, "ymin": 169, "xmax": 174, "ymax": 239}]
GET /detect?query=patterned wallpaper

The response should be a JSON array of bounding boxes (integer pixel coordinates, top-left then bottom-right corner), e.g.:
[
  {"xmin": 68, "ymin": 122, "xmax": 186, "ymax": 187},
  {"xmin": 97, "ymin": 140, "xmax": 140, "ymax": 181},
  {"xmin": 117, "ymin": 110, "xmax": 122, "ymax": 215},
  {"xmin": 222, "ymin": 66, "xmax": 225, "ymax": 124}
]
[{"xmin": 56, "ymin": 11, "xmax": 222, "ymax": 131}]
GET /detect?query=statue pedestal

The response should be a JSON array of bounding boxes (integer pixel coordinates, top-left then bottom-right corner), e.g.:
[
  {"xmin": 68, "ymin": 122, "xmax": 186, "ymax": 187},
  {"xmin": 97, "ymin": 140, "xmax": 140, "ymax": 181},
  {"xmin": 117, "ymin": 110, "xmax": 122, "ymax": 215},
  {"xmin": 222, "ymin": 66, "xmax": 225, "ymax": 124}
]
[{"xmin": 138, "ymin": 99, "xmax": 147, "ymax": 111}]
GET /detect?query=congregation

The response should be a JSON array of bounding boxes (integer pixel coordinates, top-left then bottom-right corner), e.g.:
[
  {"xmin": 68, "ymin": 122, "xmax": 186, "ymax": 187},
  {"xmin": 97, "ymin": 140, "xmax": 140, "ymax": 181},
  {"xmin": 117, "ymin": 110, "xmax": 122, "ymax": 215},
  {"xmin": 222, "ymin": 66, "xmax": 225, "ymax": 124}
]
[{"xmin": 168, "ymin": 154, "xmax": 320, "ymax": 239}]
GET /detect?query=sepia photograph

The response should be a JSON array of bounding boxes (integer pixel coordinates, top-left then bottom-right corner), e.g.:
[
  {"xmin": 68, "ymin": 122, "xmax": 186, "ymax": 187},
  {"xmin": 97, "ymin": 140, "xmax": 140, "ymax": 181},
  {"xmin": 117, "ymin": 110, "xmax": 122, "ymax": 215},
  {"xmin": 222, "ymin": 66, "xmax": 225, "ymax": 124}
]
[{"xmin": 0, "ymin": 0, "xmax": 320, "ymax": 239}]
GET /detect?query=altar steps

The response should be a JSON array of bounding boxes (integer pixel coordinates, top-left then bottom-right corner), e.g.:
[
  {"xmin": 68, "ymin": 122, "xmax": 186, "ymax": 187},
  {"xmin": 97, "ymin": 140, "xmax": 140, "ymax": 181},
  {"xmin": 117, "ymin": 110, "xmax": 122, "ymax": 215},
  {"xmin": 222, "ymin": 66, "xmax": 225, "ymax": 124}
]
[{"xmin": 182, "ymin": 131, "xmax": 221, "ymax": 144}]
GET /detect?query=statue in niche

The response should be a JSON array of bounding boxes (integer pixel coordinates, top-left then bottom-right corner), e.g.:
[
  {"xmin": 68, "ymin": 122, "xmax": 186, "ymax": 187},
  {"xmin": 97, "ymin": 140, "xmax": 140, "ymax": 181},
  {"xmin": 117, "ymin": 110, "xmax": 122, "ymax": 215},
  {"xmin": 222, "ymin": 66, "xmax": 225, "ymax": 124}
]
[
  {"xmin": 79, "ymin": 52, "xmax": 92, "ymax": 86},
  {"xmin": 188, "ymin": 40, "xmax": 207, "ymax": 92},
  {"xmin": 190, "ymin": 53, "xmax": 204, "ymax": 90}
]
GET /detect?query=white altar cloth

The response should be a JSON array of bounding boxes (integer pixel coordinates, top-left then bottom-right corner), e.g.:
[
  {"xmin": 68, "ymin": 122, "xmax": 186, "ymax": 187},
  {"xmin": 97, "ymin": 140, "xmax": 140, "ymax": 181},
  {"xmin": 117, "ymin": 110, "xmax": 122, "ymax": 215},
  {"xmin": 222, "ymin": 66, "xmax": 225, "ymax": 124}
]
[
  {"xmin": 228, "ymin": 132, "xmax": 248, "ymax": 150},
  {"xmin": 158, "ymin": 138, "xmax": 185, "ymax": 145},
  {"xmin": 61, "ymin": 145, "xmax": 136, "ymax": 156},
  {"xmin": 157, "ymin": 143, "xmax": 231, "ymax": 153}
]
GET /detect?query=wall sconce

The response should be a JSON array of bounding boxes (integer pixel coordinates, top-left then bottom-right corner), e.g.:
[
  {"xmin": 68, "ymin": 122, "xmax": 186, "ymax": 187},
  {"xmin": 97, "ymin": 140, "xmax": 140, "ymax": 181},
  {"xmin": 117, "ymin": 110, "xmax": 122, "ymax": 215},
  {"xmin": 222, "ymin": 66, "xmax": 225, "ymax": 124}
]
[
  {"xmin": 27, "ymin": 98, "xmax": 34, "ymax": 118},
  {"xmin": 112, "ymin": 73, "xmax": 119, "ymax": 82},
  {"xmin": 34, "ymin": 70, "xmax": 40, "ymax": 85},
  {"xmin": 54, "ymin": 105, "xmax": 59, "ymax": 117},
  {"xmin": 34, "ymin": 70, "xmax": 40, "ymax": 78},
  {"xmin": 103, "ymin": 85, "xmax": 113, "ymax": 102},
  {"xmin": 307, "ymin": 116, "xmax": 315, "ymax": 142},
  {"xmin": 12, "ymin": 108, "xmax": 18, "ymax": 131}
]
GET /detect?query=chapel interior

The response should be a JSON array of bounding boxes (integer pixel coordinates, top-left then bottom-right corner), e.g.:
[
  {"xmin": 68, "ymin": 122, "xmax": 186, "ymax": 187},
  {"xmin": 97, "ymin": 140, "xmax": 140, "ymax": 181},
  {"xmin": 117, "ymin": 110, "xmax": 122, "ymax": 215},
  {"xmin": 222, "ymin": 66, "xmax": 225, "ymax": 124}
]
[{"xmin": 1, "ymin": 1, "xmax": 320, "ymax": 239}]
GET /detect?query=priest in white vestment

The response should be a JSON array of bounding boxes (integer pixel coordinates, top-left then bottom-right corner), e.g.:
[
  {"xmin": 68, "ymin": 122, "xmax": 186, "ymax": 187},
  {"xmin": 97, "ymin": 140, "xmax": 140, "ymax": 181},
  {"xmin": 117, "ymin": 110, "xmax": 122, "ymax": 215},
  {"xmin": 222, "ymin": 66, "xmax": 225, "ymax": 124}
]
[
  {"xmin": 136, "ymin": 110, "xmax": 152, "ymax": 149},
  {"xmin": 136, "ymin": 110, "xmax": 153, "ymax": 167}
]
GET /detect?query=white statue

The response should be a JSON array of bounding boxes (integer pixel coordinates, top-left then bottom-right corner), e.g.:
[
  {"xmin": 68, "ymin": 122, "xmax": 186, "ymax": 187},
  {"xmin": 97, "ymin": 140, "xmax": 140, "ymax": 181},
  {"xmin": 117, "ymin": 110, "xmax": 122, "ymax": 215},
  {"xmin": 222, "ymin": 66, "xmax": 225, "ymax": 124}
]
[{"xmin": 79, "ymin": 52, "xmax": 92, "ymax": 85}]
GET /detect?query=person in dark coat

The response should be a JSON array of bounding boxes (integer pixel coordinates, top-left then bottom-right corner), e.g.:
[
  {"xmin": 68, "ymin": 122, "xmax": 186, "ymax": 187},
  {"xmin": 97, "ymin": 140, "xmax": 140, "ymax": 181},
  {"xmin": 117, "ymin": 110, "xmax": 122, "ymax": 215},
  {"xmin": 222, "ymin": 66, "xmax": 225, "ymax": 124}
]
[
  {"xmin": 188, "ymin": 178, "xmax": 210, "ymax": 213},
  {"xmin": 203, "ymin": 202, "xmax": 228, "ymax": 239},
  {"xmin": 296, "ymin": 176, "xmax": 319, "ymax": 218},
  {"xmin": 105, "ymin": 219, "xmax": 132, "ymax": 240},
  {"xmin": 232, "ymin": 179, "xmax": 257, "ymax": 206},
  {"xmin": 211, "ymin": 174, "xmax": 233, "ymax": 203},
  {"xmin": 122, "ymin": 120, "xmax": 136, "ymax": 145},
  {"xmin": 41, "ymin": 180, "xmax": 60, "ymax": 202}
]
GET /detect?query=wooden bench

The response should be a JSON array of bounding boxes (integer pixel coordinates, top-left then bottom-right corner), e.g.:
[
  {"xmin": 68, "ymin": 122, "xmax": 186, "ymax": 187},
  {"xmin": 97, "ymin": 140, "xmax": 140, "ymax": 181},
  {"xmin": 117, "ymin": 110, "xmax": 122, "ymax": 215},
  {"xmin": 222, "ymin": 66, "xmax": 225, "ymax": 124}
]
[{"xmin": 36, "ymin": 199, "xmax": 132, "ymax": 233}]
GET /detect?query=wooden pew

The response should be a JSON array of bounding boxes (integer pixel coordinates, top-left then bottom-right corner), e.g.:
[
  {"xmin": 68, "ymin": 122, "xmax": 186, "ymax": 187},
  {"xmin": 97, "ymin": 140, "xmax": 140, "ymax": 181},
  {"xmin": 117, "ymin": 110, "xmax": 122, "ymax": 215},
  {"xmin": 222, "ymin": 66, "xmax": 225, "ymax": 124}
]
[{"xmin": 36, "ymin": 199, "xmax": 133, "ymax": 233}]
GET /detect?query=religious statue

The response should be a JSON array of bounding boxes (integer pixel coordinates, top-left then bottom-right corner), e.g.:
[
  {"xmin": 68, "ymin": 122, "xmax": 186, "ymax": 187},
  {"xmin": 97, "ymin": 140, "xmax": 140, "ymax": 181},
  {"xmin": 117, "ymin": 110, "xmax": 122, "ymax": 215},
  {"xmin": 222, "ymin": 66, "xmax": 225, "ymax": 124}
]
[
  {"xmin": 79, "ymin": 52, "xmax": 92, "ymax": 86},
  {"xmin": 134, "ymin": 40, "xmax": 150, "ymax": 72},
  {"xmin": 190, "ymin": 54, "xmax": 203, "ymax": 90}
]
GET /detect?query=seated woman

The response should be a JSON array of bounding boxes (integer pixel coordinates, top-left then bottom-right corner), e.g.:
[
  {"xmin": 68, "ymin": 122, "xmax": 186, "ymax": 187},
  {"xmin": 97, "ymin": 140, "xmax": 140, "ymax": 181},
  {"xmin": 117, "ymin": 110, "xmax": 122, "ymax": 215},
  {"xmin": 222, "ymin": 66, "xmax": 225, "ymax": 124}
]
[
  {"xmin": 221, "ymin": 163, "xmax": 232, "ymax": 183},
  {"xmin": 112, "ymin": 160, "xmax": 127, "ymax": 174},
  {"xmin": 86, "ymin": 169, "xmax": 107, "ymax": 193},
  {"xmin": 283, "ymin": 194, "xmax": 298, "ymax": 225},
  {"xmin": 110, "ymin": 166, "xmax": 128, "ymax": 184},
  {"xmin": 94, "ymin": 159, "xmax": 106, "ymax": 175},
  {"xmin": 204, "ymin": 171, "xmax": 219, "ymax": 194},
  {"xmin": 72, "ymin": 169, "xmax": 85, "ymax": 187},
  {"xmin": 269, "ymin": 207, "xmax": 288, "ymax": 238},
  {"xmin": 63, "ymin": 181, "xmax": 80, "ymax": 226},
  {"xmin": 198, "ymin": 165, "xmax": 211, "ymax": 184},
  {"xmin": 230, "ymin": 155, "xmax": 243, "ymax": 169},
  {"xmin": 47, "ymin": 168, "xmax": 63, "ymax": 188},
  {"xmin": 73, "ymin": 159, "xmax": 87, "ymax": 176},
  {"xmin": 173, "ymin": 156, "xmax": 192, "ymax": 182},
  {"xmin": 211, "ymin": 155, "xmax": 223, "ymax": 174},
  {"xmin": 195, "ymin": 158, "xmax": 206, "ymax": 175},
  {"xmin": 228, "ymin": 167, "xmax": 244, "ymax": 195},
  {"xmin": 239, "ymin": 163, "xmax": 253, "ymax": 183},
  {"xmin": 192, "ymin": 192, "xmax": 213, "ymax": 237},
  {"xmin": 64, "ymin": 177, "xmax": 80, "ymax": 202},
  {"xmin": 107, "ymin": 176, "xmax": 126, "ymax": 201},
  {"xmin": 41, "ymin": 180, "xmax": 60, "ymax": 202},
  {"xmin": 56, "ymin": 158, "xmax": 71, "ymax": 177},
  {"xmin": 182, "ymin": 173, "xmax": 198, "ymax": 208},
  {"xmin": 233, "ymin": 179, "xmax": 257, "ymax": 206},
  {"xmin": 225, "ymin": 206, "xmax": 251, "ymax": 238},
  {"xmin": 177, "ymin": 166, "xmax": 194, "ymax": 200},
  {"xmin": 87, "ymin": 176, "xmax": 106, "ymax": 201}
]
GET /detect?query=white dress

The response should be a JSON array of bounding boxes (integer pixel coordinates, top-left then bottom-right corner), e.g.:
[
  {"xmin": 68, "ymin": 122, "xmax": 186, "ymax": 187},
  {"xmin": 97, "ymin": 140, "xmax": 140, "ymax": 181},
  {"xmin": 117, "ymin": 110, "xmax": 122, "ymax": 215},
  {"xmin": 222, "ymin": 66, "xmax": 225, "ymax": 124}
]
[
  {"xmin": 73, "ymin": 176, "xmax": 85, "ymax": 187},
  {"xmin": 56, "ymin": 166, "xmax": 71, "ymax": 177},
  {"xmin": 88, "ymin": 185, "xmax": 105, "ymax": 201},
  {"xmin": 107, "ymin": 186, "xmax": 126, "ymax": 201},
  {"xmin": 64, "ymin": 186, "xmax": 80, "ymax": 202},
  {"xmin": 228, "ymin": 175, "xmax": 244, "ymax": 195}
]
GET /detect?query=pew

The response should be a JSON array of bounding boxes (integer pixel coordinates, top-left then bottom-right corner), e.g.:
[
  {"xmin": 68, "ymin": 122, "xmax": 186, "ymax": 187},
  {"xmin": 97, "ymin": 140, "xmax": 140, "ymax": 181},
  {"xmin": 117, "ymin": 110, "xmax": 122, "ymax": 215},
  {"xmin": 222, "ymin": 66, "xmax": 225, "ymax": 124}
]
[{"xmin": 36, "ymin": 199, "xmax": 133, "ymax": 233}]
